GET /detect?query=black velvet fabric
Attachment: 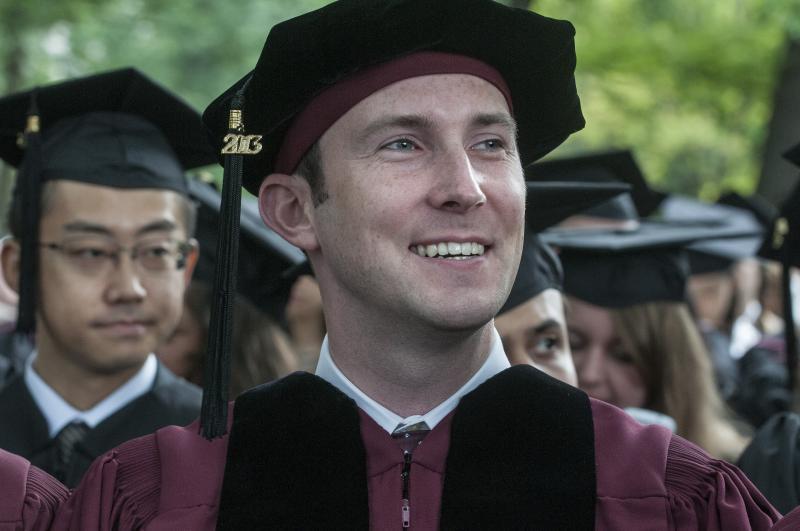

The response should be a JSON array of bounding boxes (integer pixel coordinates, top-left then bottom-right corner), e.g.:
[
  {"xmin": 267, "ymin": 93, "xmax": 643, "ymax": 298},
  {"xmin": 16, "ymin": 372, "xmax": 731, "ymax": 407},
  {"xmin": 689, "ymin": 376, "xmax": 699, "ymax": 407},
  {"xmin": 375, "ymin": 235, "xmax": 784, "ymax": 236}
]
[
  {"xmin": 203, "ymin": 0, "xmax": 584, "ymax": 194},
  {"xmin": 218, "ymin": 366, "xmax": 596, "ymax": 529},
  {"xmin": 561, "ymin": 247, "xmax": 689, "ymax": 308},
  {"xmin": 499, "ymin": 233, "xmax": 563, "ymax": 315},
  {"xmin": 0, "ymin": 67, "xmax": 215, "ymax": 172},
  {"xmin": 216, "ymin": 372, "xmax": 369, "ymax": 530},
  {"xmin": 528, "ymin": 149, "xmax": 666, "ymax": 217},
  {"xmin": 440, "ymin": 365, "xmax": 595, "ymax": 530}
]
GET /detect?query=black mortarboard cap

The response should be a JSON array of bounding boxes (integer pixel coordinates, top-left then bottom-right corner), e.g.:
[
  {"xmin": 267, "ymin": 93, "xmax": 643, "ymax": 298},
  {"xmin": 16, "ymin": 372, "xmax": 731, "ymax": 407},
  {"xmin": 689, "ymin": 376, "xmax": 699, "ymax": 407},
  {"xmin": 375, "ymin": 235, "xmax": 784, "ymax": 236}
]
[
  {"xmin": 203, "ymin": 0, "xmax": 585, "ymax": 195},
  {"xmin": 786, "ymin": 142, "xmax": 800, "ymax": 167},
  {"xmin": 560, "ymin": 246, "xmax": 690, "ymax": 308},
  {"xmin": 718, "ymin": 191, "xmax": 778, "ymax": 230},
  {"xmin": 497, "ymin": 179, "xmax": 629, "ymax": 314},
  {"xmin": 199, "ymin": 0, "xmax": 586, "ymax": 439},
  {"xmin": 524, "ymin": 180, "xmax": 630, "ymax": 232},
  {"xmin": 189, "ymin": 179, "xmax": 306, "ymax": 324},
  {"xmin": 498, "ymin": 233, "xmax": 563, "ymax": 315},
  {"xmin": 759, "ymin": 144, "xmax": 800, "ymax": 391},
  {"xmin": 546, "ymin": 194, "xmax": 762, "ymax": 307},
  {"xmin": 0, "ymin": 68, "xmax": 216, "ymax": 336},
  {"xmin": 657, "ymin": 194, "xmax": 765, "ymax": 274},
  {"xmin": 527, "ymin": 149, "xmax": 667, "ymax": 217}
]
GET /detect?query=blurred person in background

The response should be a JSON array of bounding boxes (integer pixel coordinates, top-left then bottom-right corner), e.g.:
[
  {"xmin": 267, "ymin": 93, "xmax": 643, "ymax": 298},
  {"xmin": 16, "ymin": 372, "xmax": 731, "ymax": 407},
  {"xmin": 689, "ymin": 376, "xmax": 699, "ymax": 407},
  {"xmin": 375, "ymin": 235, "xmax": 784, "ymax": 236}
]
[
  {"xmin": 738, "ymin": 146, "xmax": 800, "ymax": 514},
  {"xmin": 495, "ymin": 178, "xmax": 630, "ymax": 386},
  {"xmin": 542, "ymin": 185, "xmax": 757, "ymax": 460},
  {"xmin": 0, "ymin": 69, "xmax": 209, "ymax": 487},
  {"xmin": 156, "ymin": 179, "xmax": 300, "ymax": 397},
  {"xmin": 284, "ymin": 272, "xmax": 326, "ymax": 371},
  {"xmin": 561, "ymin": 248, "xmax": 749, "ymax": 461}
]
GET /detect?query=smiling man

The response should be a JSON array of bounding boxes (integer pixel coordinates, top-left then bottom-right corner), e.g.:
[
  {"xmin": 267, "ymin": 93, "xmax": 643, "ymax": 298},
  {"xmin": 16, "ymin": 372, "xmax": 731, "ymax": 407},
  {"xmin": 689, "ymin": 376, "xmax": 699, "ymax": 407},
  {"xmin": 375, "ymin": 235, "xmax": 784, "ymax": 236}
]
[
  {"xmin": 0, "ymin": 68, "xmax": 209, "ymax": 488},
  {"xmin": 56, "ymin": 1, "xmax": 778, "ymax": 529}
]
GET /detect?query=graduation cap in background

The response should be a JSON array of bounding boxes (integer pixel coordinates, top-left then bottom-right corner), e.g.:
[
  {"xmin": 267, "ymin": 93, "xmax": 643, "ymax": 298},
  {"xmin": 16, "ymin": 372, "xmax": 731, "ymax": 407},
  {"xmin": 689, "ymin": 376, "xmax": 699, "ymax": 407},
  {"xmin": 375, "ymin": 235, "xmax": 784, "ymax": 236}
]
[
  {"xmin": 498, "ymin": 179, "xmax": 630, "ymax": 315},
  {"xmin": 544, "ymin": 192, "xmax": 763, "ymax": 308},
  {"xmin": 188, "ymin": 179, "xmax": 306, "ymax": 325},
  {"xmin": 718, "ymin": 191, "xmax": 778, "ymax": 230},
  {"xmin": 556, "ymin": 239, "xmax": 692, "ymax": 309},
  {"xmin": 199, "ymin": 0, "xmax": 587, "ymax": 438},
  {"xmin": 657, "ymin": 194, "xmax": 765, "ymax": 275},
  {"xmin": 527, "ymin": 149, "xmax": 667, "ymax": 217},
  {"xmin": 759, "ymin": 142, "xmax": 800, "ymax": 392},
  {"xmin": 0, "ymin": 67, "xmax": 216, "ymax": 337}
]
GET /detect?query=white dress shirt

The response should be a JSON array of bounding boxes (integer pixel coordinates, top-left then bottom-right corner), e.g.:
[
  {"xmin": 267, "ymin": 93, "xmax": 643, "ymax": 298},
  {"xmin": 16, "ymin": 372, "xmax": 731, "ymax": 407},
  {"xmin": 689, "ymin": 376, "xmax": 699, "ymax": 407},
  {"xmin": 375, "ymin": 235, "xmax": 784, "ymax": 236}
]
[
  {"xmin": 24, "ymin": 352, "xmax": 158, "ymax": 437},
  {"xmin": 315, "ymin": 327, "xmax": 510, "ymax": 434}
]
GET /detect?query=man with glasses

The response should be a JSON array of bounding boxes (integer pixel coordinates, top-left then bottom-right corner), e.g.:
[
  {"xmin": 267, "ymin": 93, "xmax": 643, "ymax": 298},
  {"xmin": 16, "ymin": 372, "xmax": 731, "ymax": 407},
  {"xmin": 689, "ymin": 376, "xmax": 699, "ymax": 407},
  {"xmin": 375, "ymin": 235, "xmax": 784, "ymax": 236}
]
[{"xmin": 0, "ymin": 68, "xmax": 209, "ymax": 488}]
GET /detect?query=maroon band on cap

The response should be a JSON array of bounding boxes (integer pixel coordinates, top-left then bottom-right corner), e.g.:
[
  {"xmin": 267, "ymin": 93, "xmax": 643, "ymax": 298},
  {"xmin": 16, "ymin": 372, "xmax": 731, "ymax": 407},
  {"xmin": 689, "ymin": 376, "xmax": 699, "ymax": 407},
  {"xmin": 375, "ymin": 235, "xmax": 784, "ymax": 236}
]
[{"xmin": 273, "ymin": 51, "xmax": 513, "ymax": 175}]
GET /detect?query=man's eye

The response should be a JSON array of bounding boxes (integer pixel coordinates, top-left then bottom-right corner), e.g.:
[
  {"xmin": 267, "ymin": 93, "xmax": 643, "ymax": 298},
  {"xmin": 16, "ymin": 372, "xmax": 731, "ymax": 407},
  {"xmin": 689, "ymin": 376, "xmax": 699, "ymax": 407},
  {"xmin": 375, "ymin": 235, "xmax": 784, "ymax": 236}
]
[
  {"xmin": 474, "ymin": 138, "xmax": 506, "ymax": 151},
  {"xmin": 610, "ymin": 350, "xmax": 635, "ymax": 364},
  {"xmin": 140, "ymin": 245, "xmax": 171, "ymax": 258},
  {"xmin": 382, "ymin": 138, "xmax": 417, "ymax": 151},
  {"xmin": 531, "ymin": 335, "xmax": 558, "ymax": 358},
  {"xmin": 68, "ymin": 247, "xmax": 112, "ymax": 260}
]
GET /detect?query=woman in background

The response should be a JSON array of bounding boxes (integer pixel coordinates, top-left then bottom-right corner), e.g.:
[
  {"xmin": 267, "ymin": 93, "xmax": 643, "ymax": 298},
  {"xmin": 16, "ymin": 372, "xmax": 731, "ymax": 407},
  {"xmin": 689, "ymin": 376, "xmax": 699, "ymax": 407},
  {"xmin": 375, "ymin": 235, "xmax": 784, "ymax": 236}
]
[
  {"xmin": 158, "ymin": 281, "xmax": 297, "ymax": 398},
  {"xmin": 568, "ymin": 296, "xmax": 748, "ymax": 461}
]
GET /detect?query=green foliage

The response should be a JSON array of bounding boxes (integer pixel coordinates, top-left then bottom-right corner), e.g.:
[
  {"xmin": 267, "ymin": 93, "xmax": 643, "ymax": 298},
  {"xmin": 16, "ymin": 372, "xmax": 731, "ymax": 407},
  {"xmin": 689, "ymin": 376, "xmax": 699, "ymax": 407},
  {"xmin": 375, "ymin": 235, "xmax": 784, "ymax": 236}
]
[{"xmin": 531, "ymin": 0, "xmax": 800, "ymax": 199}]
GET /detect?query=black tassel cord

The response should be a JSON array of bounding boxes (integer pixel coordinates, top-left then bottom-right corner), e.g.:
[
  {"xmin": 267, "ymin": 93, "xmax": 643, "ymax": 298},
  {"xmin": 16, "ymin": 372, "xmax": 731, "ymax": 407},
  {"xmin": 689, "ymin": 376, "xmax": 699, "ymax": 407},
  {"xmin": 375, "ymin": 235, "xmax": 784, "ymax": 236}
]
[
  {"xmin": 200, "ymin": 86, "xmax": 249, "ymax": 440},
  {"xmin": 15, "ymin": 90, "xmax": 43, "ymax": 336}
]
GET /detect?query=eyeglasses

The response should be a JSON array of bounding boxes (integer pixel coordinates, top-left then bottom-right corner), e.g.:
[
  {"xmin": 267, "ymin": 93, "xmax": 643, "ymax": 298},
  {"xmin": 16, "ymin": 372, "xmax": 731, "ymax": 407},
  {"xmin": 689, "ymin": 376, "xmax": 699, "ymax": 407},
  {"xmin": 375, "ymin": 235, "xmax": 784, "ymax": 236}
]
[{"xmin": 40, "ymin": 238, "xmax": 192, "ymax": 276}]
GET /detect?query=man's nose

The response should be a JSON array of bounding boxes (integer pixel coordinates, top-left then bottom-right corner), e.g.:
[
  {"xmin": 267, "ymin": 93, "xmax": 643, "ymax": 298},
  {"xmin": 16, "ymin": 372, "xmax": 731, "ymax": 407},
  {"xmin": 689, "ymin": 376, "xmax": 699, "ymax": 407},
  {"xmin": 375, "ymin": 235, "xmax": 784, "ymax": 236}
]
[
  {"xmin": 104, "ymin": 254, "xmax": 146, "ymax": 303},
  {"xmin": 427, "ymin": 149, "xmax": 487, "ymax": 213}
]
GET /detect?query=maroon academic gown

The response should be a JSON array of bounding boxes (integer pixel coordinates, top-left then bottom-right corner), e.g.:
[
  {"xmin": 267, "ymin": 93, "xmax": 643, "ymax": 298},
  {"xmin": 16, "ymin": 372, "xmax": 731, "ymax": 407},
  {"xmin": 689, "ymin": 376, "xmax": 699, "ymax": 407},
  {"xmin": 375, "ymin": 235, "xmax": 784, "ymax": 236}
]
[
  {"xmin": 53, "ymin": 369, "xmax": 779, "ymax": 530},
  {"xmin": 772, "ymin": 506, "xmax": 800, "ymax": 530},
  {"xmin": 0, "ymin": 448, "xmax": 68, "ymax": 531}
]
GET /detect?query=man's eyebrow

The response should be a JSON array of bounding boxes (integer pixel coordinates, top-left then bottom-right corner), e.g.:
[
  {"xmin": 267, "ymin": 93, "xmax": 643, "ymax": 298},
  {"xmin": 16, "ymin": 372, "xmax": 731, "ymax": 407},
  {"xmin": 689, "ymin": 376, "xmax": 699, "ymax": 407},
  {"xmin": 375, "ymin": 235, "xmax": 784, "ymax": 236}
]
[
  {"xmin": 472, "ymin": 113, "xmax": 518, "ymax": 137},
  {"xmin": 61, "ymin": 219, "xmax": 178, "ymax": 237},
  {"xmin": 530, "ymin": 318, "xmax": 561, "ymax": 335},
  {"xmin": 357, "ymin": 114, "xmax": 436, "ymax": 142},
  {"xmin": 62, "ymin": 221, "xmax": 113, "ymax": 236}
]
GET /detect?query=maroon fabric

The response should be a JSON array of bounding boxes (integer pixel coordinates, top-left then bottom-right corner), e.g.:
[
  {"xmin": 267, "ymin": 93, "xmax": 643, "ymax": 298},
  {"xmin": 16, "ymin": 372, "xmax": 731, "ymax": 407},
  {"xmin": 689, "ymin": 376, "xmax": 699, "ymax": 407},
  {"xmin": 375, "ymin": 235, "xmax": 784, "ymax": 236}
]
[
  {"xmin": 0, "ymin": 448, "xmax": 68, "ymax": 531},
  {"xmin": 273, "ymin": 51, "xmax": 513, "ymax": 174},
  {"xmin": 772, "ymin": 506, "xmax": 800, "ymax": 530},
  {"xmin": 360, "ymin": 409, "xmax": 453, "ymax": 529},
  {"xmin": 592, "ymin": 398, "xmax": 780, "ymax": 530},
  {"xmin": 52, "ymin": 408, "xmax": 231, "ymax": 531},
  {"xmin": 53, "ymin": 397, "xmax": 780, "ymax": 529}
]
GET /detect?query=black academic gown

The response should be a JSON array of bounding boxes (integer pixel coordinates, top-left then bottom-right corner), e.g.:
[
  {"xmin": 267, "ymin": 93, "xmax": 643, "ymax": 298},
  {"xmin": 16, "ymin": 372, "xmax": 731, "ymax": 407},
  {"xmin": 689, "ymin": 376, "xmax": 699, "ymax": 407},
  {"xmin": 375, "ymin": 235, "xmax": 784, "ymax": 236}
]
[{"xmin": 0, "ymin": 361, "xmax": 201, "ymax": 487}]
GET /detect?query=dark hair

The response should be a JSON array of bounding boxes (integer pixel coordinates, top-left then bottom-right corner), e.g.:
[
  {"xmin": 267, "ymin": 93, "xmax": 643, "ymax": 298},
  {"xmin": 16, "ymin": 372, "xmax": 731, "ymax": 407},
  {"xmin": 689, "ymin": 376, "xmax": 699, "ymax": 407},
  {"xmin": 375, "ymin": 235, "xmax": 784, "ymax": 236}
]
[
  {"xmin": 7, "ymin": 180, "xmax": 198, "ymax": 239},
  {"xmin": 176, "ymin": 281, "xmax": 298, "ymax": 398},
  {"xmin": 294, "ymin": 142, "xmax": 328, "ymax": 206}
]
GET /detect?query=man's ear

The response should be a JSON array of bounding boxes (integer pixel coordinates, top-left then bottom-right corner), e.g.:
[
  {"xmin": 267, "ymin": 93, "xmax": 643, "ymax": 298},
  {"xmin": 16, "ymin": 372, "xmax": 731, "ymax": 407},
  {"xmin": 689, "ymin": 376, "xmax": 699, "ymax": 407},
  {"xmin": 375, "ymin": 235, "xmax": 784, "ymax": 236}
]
[
  {"xmin": 181, "ymin": 238, "xmax": 200, "ymax": 285},
  {"xmin": 0, "ymin": 238, "xmax": 20, "ymax": 294},
  {"xmin": 258, "ymin": 173, "xmax": 320, "ymax": 251}
]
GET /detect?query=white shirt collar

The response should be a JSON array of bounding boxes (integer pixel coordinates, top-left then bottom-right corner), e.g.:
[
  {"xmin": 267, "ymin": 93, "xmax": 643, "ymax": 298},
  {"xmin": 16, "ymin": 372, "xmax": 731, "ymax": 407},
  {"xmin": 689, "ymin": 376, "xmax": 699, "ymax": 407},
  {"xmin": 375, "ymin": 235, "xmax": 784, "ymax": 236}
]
[
  {"xmin": 314, "ymin": 327, "xmax": 510, "ymax": 434},
  {"xmin": 24, "ymin": 352, "xmax": 159, "ymax": 437}
]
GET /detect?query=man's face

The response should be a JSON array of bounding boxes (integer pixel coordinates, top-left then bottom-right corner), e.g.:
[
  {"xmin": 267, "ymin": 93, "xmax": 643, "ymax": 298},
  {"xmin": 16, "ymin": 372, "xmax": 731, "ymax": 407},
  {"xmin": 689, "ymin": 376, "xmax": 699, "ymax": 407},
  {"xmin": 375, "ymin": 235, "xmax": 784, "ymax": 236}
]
[
  {"xmin": 7, "ymin": 180, "xmax": 196, "ymax": 376},
  {"xmin": 309, "ymin": 74, "xmax": 526, "ymax": 332},
  {"xmin": 495, "ymin": 289, "xmax": 577, "ymax": 386}
]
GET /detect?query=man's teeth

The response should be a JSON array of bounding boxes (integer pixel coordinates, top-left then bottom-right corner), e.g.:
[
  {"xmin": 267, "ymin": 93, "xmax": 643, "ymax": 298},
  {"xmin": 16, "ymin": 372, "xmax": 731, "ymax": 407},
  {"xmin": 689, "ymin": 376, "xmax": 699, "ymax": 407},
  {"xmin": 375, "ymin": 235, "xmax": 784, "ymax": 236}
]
[{"xmin": 415, "ymin": 242, "xmax": 485, "ymax": 258}]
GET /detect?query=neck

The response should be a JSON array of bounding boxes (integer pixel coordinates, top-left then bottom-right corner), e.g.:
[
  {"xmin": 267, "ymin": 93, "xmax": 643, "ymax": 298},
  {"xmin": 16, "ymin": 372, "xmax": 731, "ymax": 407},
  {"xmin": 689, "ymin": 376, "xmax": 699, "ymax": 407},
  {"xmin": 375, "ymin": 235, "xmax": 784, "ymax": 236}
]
[
  {"xmin": 325, "ymin": 312, "xmax": 494, "ymax": 418},
  {"xmin": 32, "ymin": 343, "xmax": 144, "ymax": 411}
]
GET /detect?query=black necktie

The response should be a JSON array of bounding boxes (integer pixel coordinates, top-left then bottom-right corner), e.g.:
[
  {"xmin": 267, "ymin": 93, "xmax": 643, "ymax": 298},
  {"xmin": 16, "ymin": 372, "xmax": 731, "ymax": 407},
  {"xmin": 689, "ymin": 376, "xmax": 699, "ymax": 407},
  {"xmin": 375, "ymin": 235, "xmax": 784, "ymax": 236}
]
[{"xmin": 53, "ymin": 421, "xmax": 89, "ymax": 482}]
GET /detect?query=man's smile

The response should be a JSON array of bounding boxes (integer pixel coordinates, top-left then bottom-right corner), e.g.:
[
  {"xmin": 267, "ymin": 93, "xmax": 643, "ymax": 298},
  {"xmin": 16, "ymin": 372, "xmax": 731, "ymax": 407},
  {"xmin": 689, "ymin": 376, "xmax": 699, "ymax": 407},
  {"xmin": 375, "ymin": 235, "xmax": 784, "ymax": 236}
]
[{"xmin": 410, "ymin": 241, "xmax": 488, "ymax": 259}]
